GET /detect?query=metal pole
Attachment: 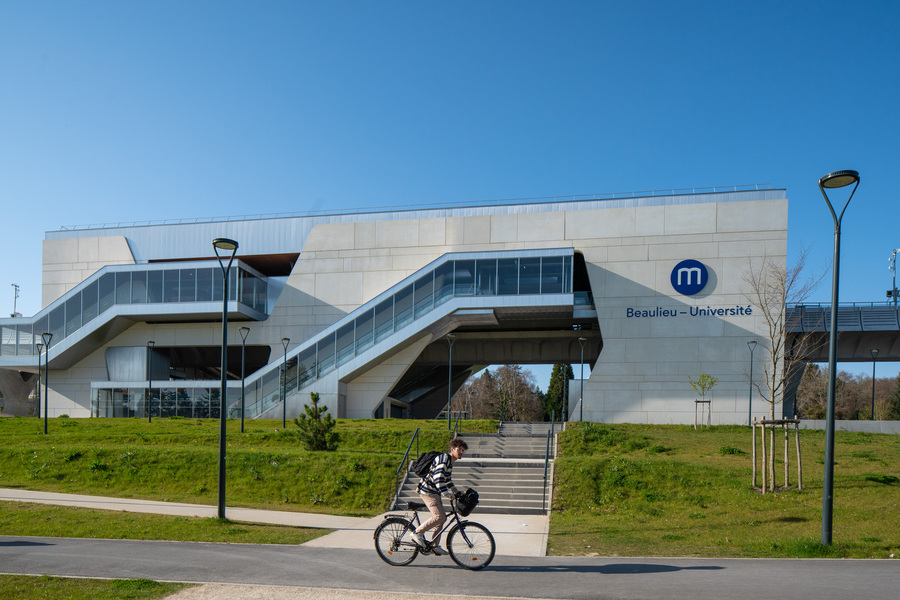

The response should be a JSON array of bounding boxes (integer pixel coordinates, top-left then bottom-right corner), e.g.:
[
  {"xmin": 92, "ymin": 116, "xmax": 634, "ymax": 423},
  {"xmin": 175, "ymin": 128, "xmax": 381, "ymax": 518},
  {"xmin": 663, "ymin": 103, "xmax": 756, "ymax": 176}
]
[
  {"xmin": 747, "ymin": 340, "xmax": 757, "ymax": 427},
  {"xmin": 240, "ymin": 327, "xmax": 249, "ymax": 433},
  {"xmin": 447, "ymin": 333, "xmax": 456, "ymax": 429},
  {"xmin": 819, "ymin": 170, "xmax": 859, "ymax": 546},
  {"xmin": 213, "ymin": 238, "xmax": 238, "ymax": 520},
  {"xmin": 35, "ymin": 342, "xmax": 43, "ymax": 419},
  {"xmin": 870, "ymin": 348, "xmax": 879, "ymax": 420},
  {"xmin": 146, "ymin": 341, "xmax": 155, "ymax": 422},
  {"xmin": 41, "ymin": 332, "xmax": 52, "ymax": 434},
  {"xmin": 578, "ymin": 337, "xmax": 587, "ymax": 422},
  {"xmin": 281, "ymin": 337, "xmax": 290, "ymax": 428}
]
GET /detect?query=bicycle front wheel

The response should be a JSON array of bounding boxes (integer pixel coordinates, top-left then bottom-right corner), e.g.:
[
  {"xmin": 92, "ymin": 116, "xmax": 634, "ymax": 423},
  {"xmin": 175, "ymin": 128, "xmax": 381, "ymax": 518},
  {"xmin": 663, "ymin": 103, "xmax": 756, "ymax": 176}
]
[
  {"xmin": 447, "ymin": 521, "xmax": 495, "ymax": 570},
  {"xmin": 374, "ymin": 517, "xmax": 419, "ymax": 566}
]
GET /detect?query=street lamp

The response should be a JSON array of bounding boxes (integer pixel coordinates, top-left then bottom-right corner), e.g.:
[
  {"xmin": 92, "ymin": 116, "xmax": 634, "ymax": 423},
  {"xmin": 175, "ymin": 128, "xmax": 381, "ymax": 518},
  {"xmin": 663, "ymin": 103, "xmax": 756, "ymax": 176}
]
[
  {"xmin": 446, "ymin": 333, "xmax": 456, "ymax": 429},
  {"xmin": 281, "ymin": 337, "xmax": 290, "ymax": 428},
  {"xmin": 146, "ymin": 341, "xmax": 155, "ymax": 422},
  {"xmin": 819, "ymin": 169, "xmax": 859, "ymax": 546},
  {"xmin": 213, "ymin": 237, "xmax": 238, "ymax": 520},
  {"xmin": 747, "ymin": 340, "xmax": 757, "ymax": 427},
  {"xmin": 35, "ymin": 342, "xmax": 43, "ymax": 419},
  {"xmin": 41, "ymin": 332, "xmax": 52, "ymax": 434},
  {"xmin": 240, "ymin": 327, "xmax": 250, "ymax": 433},
  {"xmin": 578, "ymin": 337, "xmax": 587, "ymax": 422},
  {"xmin": 870, "ymin": 348, "xmax": 879, "ymax": 420}
]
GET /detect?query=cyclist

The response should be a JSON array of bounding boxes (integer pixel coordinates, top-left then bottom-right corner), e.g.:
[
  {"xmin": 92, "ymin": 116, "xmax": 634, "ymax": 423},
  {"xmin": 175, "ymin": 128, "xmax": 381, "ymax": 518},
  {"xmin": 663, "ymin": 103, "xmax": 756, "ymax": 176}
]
[{"xmin": 412, "ymin": 437, "xmax": 468, "ymax": 555}]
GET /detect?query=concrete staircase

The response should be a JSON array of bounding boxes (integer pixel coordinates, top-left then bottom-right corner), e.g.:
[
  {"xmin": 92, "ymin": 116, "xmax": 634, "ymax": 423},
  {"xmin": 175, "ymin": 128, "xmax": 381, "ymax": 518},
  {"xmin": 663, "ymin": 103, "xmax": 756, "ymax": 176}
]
[{"xmin": 393, "ymin": 422, "xmax": 557, "ymax": 515}]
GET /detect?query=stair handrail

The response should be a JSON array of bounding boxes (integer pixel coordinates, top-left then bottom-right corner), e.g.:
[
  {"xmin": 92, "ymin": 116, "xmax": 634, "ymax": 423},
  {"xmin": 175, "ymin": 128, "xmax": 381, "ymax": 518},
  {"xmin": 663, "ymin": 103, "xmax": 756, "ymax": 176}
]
[
  {"xmin": 391, "ymin": 428, "xmax": 420, "ymax": 509},
  {"xmin": 542, "ymin": 427, "xmax": 553, "ymax": 513},
  {"xmin": 452, "ymin": 410, "xmax": 462, "ymax": 437}
]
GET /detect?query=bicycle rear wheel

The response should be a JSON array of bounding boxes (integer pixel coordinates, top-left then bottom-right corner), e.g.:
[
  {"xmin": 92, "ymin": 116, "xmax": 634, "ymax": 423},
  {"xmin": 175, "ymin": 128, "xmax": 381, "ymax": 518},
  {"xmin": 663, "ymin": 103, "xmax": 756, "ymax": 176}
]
[
  {"xmin": 447, "ymin": 521, "xmax": 495, "ymax": 570},
  {"xmin": 374, "ymin": 517, "xmax": 419, "ymax": 566}
]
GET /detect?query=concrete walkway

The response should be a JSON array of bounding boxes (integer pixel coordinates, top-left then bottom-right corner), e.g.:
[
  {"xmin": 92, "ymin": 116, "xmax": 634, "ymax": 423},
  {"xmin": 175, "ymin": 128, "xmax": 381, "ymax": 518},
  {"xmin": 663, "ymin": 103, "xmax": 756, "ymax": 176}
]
[{"xmin": 0, "ymin": 488, "xmax": 549, "ymax": 557}]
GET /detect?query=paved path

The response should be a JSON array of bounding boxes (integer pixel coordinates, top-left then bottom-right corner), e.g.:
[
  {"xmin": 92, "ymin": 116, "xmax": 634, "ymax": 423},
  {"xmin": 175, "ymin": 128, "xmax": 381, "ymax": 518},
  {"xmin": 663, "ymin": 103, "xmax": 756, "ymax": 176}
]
[
  {"xmin": 1, "ymin": 536, "xmax": 896, "ymax": 600},
  {"xmin": 0, "ymin": 488, "xmax": 549, "ymax": 556}
]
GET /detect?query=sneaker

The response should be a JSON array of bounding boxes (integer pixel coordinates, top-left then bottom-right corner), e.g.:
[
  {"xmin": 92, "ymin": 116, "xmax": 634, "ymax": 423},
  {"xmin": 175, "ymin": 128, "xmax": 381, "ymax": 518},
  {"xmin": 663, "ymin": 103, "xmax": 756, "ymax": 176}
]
[
  {"xmin": 412, "ymin": 532, "xmax": 428, "ymax": 548},
  {"xmin": 432, "ymin": 544, "xmax": 449, "ymax": 556}
]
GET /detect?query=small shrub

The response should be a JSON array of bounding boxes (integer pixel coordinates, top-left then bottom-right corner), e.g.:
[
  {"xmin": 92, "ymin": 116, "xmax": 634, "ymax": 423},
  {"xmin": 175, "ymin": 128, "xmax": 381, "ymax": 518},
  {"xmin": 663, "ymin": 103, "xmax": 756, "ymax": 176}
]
[
  {"xmin": 718, "ymin": 446, "xmax": 745, "ymax": 455},
  {"xmin": 89, "ymin": 460, "xmax": 109, "ymax": 472},
  {"xmin": 57, "ymin": 414, "xmax": 70, "ymax": 419}
]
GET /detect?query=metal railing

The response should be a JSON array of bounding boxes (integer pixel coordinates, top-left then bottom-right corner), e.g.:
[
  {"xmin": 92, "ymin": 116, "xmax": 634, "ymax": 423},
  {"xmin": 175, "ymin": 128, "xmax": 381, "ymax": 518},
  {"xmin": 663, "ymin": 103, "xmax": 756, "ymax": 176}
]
[{"xmin": 391, "ymin": 428, "xmax": 420, "ymax": 510}]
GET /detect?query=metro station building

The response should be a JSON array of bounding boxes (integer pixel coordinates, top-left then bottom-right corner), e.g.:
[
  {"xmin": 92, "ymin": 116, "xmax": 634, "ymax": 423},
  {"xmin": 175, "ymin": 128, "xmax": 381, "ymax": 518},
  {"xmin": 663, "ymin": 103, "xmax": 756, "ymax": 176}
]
[{"xmin": 0, "ymin": 187, "xmax": 787, "ymax": 424}]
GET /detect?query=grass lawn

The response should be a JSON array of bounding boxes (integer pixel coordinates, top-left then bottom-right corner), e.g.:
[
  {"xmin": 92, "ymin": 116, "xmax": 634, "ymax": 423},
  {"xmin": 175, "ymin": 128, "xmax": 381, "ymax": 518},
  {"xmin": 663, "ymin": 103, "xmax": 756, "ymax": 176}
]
[
  {"xmin": 549, "ymin": 423, "xmax": 900, "ymax": 558},
  {"xmin": 0, "ymin": 575, "xmax": 188, "ymax": 600}
]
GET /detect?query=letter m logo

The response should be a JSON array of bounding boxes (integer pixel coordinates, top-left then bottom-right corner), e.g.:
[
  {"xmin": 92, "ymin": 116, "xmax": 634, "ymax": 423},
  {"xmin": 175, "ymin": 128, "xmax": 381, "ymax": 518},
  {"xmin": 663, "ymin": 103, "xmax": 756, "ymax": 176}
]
[{"xmin": 671, "ymin": 260, "xmax": 708, "ymax": 296}]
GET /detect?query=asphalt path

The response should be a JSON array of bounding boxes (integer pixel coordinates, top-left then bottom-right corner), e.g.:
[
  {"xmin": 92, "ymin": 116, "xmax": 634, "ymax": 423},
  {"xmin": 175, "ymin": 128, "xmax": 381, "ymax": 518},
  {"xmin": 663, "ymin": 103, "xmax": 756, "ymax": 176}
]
[{"xmin": 1, "ymin": 536, "xmax": 896, "ymax": 600}]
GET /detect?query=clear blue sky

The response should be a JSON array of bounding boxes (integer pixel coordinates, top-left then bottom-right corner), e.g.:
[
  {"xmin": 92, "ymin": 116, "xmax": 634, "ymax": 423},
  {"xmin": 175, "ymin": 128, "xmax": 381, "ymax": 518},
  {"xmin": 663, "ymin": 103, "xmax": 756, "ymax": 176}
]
[{"xmin": 2, "ymin": 1, "xmax": 898, "ymax": 385}]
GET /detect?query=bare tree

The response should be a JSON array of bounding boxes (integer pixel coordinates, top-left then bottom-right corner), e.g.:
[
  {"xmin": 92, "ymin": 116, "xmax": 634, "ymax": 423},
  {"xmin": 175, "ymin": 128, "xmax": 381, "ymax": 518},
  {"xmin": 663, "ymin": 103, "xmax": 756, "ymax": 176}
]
[
  {"xmin": 743, "ymin": 248, "xmax": 826, "ymax": 420},
  {"xmin": 743, "ymin": 248, "xmax": 825, "ymax": 491},
  {"xmin": 452, "ymin": 365, "xmax": 542, "ymax": 421}
]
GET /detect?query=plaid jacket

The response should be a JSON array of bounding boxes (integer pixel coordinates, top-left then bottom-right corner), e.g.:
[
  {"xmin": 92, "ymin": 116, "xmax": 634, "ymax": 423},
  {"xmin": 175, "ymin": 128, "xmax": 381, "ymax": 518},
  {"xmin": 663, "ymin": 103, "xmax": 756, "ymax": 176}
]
[{"xmin": 416, "ymin": 452, "xmax": 458, "ymax": 497}]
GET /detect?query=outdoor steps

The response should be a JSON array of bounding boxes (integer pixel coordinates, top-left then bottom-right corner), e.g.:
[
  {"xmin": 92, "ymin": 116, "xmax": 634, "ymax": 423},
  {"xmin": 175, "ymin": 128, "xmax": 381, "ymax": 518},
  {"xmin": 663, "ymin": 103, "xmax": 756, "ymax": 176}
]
[{"xmin": 394, "ymin": 423, "xmax": 558, "ymax": 515}]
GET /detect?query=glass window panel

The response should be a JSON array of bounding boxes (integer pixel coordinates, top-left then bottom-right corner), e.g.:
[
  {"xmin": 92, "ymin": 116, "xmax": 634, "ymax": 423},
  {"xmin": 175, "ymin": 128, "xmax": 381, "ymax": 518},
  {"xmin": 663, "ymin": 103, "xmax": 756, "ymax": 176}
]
[
  {"xmin": 433, "ymin": 262, "xmax": 454, "ymax": 306},
  {"xmin": 355, "ymin": 309, "xmax": 374, "ymax": 354},
  {"xmin": 163, "ymin": 270, "xmax": 179, "ymax": 303},
  {"xmin": 563, "ymin": 255, "xmax": 573, "ymax": 292},
  {"xmin": 115, "ymin": 272, "xmax": 131, "ymax": 305},
  {"xmin": 374, "ymin": 297, "xmax": 393, "ymax": 343},
  {"xmin": 208, "ymin": 389, "xmax": 220, "ymax": 419},
  {"xmin": 193, "ymin": 388, "xmax": 210, "ymax": 418},
  {"xmin": 49, "ymin": 305, "xmax": 65, "ymax": 344},
  {"xmin": 262, "ymin": 369, "xmax": 278, "ymax": 402},
  {"xmin": 519, "ymin": 258, "xmax": 541, "ymax": 294},
  {"xmin": 317, "ymin": 333, "xmax": 336, "ymax": 377},
  {"xmin": 230, "ymin": 267, "xmax": 238, "ymax": 301},
  {"xmin": 335, "ymin": 322, "xmax": 355, "ymax": 367},
  {"xmin": 241, "ymin": 271, "xmax": 254, "ymax": 306},
  {"xmin": 476, "ymin": 259, "xmax": 498, "ymax": 296},
  {"xmin": 498, "ymin": 258, "xmax": 519, "ymax": 295},
  {"xmin": 454, "ymin": 260, "xmax": 475, "ymax": 296},
  {"xmin": 179, "ymin": 269, "xmax": 196, "ymax": 302},
  {"xmin": 255, "ymin": 278, "xmax": 267, "ymax": 312},
  {"xmin": 99, "ymin": 273, "xmax": 116, "ymax": 313},
  {"xmin": 17, "ymin": 324, "xmax": 33, "ymax": 357},
  {"xmin": 177, "ymin": 388, "xmax": 193, "ymax": 418},
  {"xmin": 284, "ymin": 356, "xmax": 298, "ymax": 393},
  {"xmin": 147, "ymin": 270, "xmax": 163, "ymax": 303},
  {"xmin": 33, "ymin": 316, "xmax": 49, "ymax": 349},
  {"xmin": 413, "ymin": 273, "xmax": 434, "ymax": 318},
  {"xmin": 393, "ymin": 285, "xmax": 413, "ymax": 331},
  {"xmin": 0, "ymin": 326, "xmax": 15, "ymax": 356},
  {"xmin": 82, "ymin": 280, "xmax": 99, "ymax": 324},
  {"xmin": 212, "ymin": 268, "xmax": 224, "ymax": 302},
  {"xmin": 540, "ymin": 256, "xmax": 564, "ymax": 294},
  {"xmin": 65, "ymin": 294, "xmax": 82, "ymax": 337},
  {"xmin": 297, "ymin": 346, "xmax": 316, "ymax": 387},
  {"xmin": 196, "ymin": 268, "xmax": 213, "ymax": 302},
  {"xmin": 131, "ymin": 271, "xmax": 147, "ymax": 303}
]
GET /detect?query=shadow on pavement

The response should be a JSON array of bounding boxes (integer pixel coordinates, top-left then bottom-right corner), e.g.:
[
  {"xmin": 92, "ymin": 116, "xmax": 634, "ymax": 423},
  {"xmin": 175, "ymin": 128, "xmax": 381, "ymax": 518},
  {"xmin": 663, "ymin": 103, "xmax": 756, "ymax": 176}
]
[
  {"xmin": 489, "ymin": 563, "xmax": 725, "ymax": 574},
  {"xmin": 0, "ymin": 540, "xmax": 55, "ymax": 547}
]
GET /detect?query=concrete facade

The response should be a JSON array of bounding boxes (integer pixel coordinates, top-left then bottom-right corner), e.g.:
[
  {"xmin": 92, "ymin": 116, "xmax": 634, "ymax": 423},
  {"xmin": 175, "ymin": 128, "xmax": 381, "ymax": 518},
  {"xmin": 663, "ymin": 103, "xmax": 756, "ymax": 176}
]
[{"xmin": 1, "ymin": 189, "xmax": 787, "ymax": 424}]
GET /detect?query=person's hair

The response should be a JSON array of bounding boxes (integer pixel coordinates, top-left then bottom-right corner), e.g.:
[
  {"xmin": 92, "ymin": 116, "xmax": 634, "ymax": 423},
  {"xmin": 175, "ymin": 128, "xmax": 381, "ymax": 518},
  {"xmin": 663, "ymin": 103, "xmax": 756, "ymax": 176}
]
[{"xmin": 450, "ymin": 438, "xmax": 468, "ymax": 451}]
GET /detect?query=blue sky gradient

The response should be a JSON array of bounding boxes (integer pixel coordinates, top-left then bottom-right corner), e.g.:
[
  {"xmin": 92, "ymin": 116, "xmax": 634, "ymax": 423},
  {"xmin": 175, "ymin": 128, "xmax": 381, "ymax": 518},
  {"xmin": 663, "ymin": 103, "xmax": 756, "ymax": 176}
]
[{"xmin": 2, "ymin": 1, "xmax": 898, "ymax": 384}]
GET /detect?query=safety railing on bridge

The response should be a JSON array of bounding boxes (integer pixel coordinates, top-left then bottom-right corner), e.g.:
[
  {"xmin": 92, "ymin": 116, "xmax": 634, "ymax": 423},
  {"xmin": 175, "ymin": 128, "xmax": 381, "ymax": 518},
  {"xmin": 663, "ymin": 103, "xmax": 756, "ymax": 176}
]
[{"xmin": 786, "ymin": 303, "xmax": 900, "ymax": 333}]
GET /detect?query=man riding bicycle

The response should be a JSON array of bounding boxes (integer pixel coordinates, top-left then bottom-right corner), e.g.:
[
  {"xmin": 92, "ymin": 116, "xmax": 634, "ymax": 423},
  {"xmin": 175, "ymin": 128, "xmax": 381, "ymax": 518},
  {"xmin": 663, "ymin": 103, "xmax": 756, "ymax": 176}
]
[{"xmin": 412, "ymin": 437, "xmax": 468, "ymax": 555}]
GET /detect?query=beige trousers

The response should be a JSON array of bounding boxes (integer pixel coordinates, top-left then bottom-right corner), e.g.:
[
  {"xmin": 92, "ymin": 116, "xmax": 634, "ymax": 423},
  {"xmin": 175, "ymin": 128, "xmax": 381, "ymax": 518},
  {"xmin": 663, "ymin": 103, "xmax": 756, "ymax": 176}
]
[{"xmin": 415, "ymin": 493, "xmax": 446, "ymax": 540}]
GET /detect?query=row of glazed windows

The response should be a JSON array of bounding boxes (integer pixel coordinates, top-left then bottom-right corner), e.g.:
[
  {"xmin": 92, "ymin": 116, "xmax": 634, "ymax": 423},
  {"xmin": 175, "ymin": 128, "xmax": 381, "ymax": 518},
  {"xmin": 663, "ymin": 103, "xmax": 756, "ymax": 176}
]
[
  {"xmin": 0, "ymin": 265, "xmax": 267, "ymax": 357},
  {"xmin": 242, "ymin": 254, "xmax": 574, "ymax": 419}
]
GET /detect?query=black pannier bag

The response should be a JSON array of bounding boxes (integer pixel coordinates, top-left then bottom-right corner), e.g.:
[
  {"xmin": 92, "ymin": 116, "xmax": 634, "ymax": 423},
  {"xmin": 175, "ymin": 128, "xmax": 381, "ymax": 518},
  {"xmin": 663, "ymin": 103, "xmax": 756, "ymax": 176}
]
[{"xmin": 456, "ymin": 487, "xmax": 479, "ymax": 516}]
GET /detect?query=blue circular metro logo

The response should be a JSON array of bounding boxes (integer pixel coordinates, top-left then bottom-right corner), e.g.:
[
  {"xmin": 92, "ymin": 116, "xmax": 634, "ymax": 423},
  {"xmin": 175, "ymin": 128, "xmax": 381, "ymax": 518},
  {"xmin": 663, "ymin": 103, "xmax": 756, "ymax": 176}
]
[{"xmin": 670, "ymin": 260, "xmax": 708, "ymax": 295}]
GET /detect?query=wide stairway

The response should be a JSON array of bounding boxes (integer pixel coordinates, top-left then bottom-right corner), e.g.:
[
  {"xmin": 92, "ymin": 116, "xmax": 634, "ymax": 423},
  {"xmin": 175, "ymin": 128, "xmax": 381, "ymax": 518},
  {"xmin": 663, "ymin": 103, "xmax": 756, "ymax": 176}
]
[{"xmin": 394, "ymin": 422, "xmax": 556, "ymax": 515}]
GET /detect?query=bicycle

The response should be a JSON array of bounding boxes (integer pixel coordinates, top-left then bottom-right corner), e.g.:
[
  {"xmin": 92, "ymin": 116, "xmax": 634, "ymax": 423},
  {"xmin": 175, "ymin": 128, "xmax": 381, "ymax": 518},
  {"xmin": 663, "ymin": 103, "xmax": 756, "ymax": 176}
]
[{"xmin": 373, "ymin": 496, "xmax": 496, "ymax": 570}]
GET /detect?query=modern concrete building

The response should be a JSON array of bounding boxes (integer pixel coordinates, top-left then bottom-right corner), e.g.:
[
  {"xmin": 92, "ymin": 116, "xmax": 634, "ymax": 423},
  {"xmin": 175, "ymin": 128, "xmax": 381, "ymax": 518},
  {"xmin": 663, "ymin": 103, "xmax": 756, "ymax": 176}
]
[{"xmin": 0, "ymin": 186, "xmax": 787, "ymax": 424}]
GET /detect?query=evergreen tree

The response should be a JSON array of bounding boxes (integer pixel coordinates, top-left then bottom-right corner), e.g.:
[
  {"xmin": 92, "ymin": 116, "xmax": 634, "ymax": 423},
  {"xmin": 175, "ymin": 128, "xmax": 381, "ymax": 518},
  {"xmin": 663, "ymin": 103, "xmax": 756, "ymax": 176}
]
[
  {"xmin": 543, "ymin": 364, "xmax": 573, "ymax": 421},
  {"xmin": 294, "ymin": 392, "xmax": 339, "ymax": 451}
]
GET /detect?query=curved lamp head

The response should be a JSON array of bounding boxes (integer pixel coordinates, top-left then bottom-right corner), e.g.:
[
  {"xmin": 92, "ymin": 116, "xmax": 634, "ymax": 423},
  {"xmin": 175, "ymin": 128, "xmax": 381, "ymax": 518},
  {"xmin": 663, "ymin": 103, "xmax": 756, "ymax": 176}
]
[
  {"xmin": 240, "ymin": 326, "xmax": 250, "ymax": 342},
  {"xmin": 281, "ymin": 337, "xmax": 290, "ymax": 351},
  {"xmin": 41, "ymin": 332, "xmax": 53, "ymax": 347},
  {"xmin": 819, "ymin": 170, "xmax": 859, "ymax": 189},
  {"xmin": 147, "ymin": 340, "xmax": 155, "ymax": 350},
  {"xmin": 212, "ymin": 238, "xmax": 239, "ymax": 252},
  {"xmin": 748, "ymin": 340, "xmax": 757, "ymax": 350},
  {"xmin": 871, "ymin": 348, "xmax": 880, "ymax": 359}
]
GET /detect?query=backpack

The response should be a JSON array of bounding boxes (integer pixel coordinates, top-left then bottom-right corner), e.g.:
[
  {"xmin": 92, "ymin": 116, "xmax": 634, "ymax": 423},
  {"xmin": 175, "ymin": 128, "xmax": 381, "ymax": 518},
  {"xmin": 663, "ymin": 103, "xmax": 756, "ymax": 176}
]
[{"xmin": 410, "ymin": 451, "xmax": 442, "ymax": 478}]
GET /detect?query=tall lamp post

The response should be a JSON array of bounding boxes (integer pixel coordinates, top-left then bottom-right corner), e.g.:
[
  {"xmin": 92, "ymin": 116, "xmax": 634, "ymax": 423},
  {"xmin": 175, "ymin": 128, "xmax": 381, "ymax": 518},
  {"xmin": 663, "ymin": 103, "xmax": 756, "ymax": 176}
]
[
  {"xmin": 35, "ymin": 342, "xmax": 43, "ymax": 419},
  {"xmin": 446, "ymin": 333, "xmax": 456, "ymax": 429},
  {"xmin": 870, "ymin": 348, "xmax": 879, "ymax": 420},
  {"xmin": 41, "ymin": 332, "xmax": 52, "ymax": 434},
  {"xmin": 747, "ymin": 340, "xmax": 757, "ymax": 427},
  {"xmin": 578, "ymin": 337, "xmax": 587, "ymax": 422},
  {"xmin": 240, "ymin": 327, "xmax": 250, "ymax": 433},
  {"xmin": 281, "ymin": 337, "xmax": 290, "ymax": 428},
  {"xmin": 213, "ymin": 237, "xmax": 238, "ymax": 520},
  {"xmin": 819, "ymin": 169, "xmax": 859, "ymax": 546},
  {"xmin": 146, "ymin": 341, "xmax": 155, "ymax": 422}
]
